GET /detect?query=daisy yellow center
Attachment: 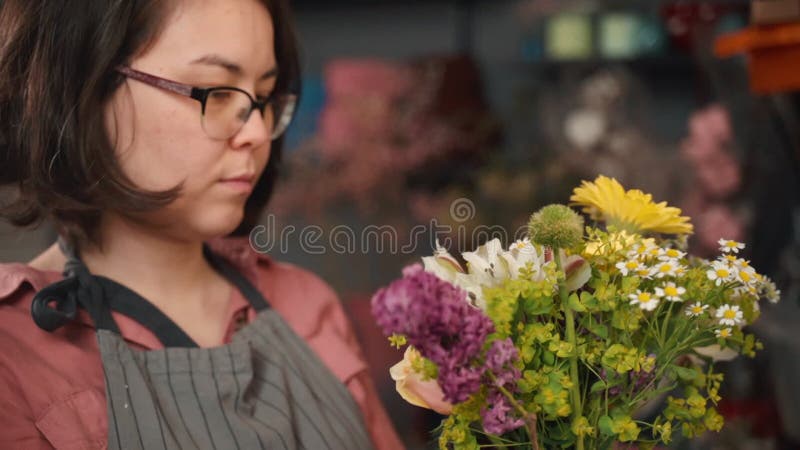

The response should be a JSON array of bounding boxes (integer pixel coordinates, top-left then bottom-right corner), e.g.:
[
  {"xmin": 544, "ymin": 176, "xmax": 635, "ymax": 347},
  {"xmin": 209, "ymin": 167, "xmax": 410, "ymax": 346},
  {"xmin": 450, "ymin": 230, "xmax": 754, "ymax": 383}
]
[
  {"xmin": 625, "ymin": 261, "xmax": 638, "ymax": 270},
  {"xmin": 659, "ymin": 264, "xmax": 673, "ymax": 273},
  {"xmin": 723, "ymin": 310, "xmax": 737, "ymax": 319},
  {"xmin": 741, "ymin": 272, "xmax": 752, "ymax": 282},
  {"xmin": 716, "ymin": 268, "xmax": 730, "ymax": 278},
  {"xmin": 725, "ymin": 242, "xmax": 738, "ymax": 249},
  {"xmin": 719, "ymin": 329, "xmax": 731, "ymax": 338},
  {"xmin": 665, "ymin": 286, "xmax": 679, "ymax": 297},
  {"xmin": 691, "ymin": 306, "xmax": 703, "ymax": 314},
  {"xmin": 666, "ymin": 249, "xmax": 680, "ymax": 258},
  {"xmin": 639, "ymin": 293, "xmax": 653, "ymax": 303},
  {"xmin": 637, "ymin": 269, "xmax": 650, "ymax": 276},
  {"xmin": 725, "ymin": 255, "xmax": 737, "ymax": 262}
]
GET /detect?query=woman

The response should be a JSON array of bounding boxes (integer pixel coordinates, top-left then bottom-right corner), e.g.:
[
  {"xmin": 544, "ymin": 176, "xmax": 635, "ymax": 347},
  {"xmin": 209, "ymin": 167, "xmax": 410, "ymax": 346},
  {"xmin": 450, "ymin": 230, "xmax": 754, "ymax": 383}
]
[{"xmin": 0, "ymin": 1, "xmax": 403, "ymax": 449}]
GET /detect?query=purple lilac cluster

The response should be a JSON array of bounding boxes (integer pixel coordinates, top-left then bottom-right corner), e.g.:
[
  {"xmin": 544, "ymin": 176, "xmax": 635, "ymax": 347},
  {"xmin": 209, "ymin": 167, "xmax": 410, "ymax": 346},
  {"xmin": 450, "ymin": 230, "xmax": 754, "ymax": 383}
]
[
  {"xmin": 371, "ymin": 264, "xmax": 495, "ymax": 403},
  {"xmin": 481, "ymin": 338, "xmax": 525, "ymax": 435}
]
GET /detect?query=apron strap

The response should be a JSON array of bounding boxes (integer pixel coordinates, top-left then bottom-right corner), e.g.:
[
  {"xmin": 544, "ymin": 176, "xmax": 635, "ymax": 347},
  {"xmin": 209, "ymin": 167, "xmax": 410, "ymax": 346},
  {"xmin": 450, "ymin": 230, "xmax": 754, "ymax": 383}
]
[
  {"xmin": 95, "ymin": 276, "xmax": 198, "ymax": 347},
  {"xmin": 32, "ymin": 241, "xmax": 272, "ymax": 348},
  {"xmin": 203, "ymin": 245, "xmax": 270, "ymax": 312}
]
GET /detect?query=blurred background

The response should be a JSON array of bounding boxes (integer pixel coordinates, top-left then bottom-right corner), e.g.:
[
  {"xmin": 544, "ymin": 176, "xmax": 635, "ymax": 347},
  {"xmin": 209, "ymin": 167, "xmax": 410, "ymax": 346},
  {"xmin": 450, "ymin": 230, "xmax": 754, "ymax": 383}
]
[{"xmin": 3, "ymin": 0, "xmax": 800, "ymax": 448}]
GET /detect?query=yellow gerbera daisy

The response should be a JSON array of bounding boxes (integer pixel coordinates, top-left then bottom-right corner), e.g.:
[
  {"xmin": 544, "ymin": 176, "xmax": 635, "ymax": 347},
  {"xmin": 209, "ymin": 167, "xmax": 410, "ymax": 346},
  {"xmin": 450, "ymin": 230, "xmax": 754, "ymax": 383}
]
[{"xmin": 570, "ymin": 175, "xmax": 693, "ymax": 235}]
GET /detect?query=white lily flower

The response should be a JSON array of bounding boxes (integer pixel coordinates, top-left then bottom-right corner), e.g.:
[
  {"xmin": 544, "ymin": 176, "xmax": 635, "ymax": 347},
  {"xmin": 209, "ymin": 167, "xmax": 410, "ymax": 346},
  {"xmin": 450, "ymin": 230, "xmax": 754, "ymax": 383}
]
[
  {"xmin": 500, "ymin": 238, "xmax": 546, "ymax": 281},
  {"xmin": 422, "ymin": 240, "xmax": 464, "ymax": 284},
  {"xmin": 461, "ymin": 238, "xmax": 510, "ymax": 286}
]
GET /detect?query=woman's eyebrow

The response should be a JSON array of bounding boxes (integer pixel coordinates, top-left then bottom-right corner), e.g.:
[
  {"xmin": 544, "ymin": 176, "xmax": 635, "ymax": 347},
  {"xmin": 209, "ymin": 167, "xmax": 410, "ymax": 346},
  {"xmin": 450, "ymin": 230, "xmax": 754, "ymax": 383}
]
[{"xmin": 190, "ymin": 54, "xmax": 278, "ymax": 79}]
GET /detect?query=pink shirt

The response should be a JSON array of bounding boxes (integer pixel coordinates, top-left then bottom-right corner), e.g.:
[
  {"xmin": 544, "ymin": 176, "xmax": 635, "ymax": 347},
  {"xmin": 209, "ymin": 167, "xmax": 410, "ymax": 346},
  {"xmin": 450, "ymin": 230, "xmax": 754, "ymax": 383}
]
[{"xmin": 0, "ymin": 238, "xmax": 404, "ymax": 450}]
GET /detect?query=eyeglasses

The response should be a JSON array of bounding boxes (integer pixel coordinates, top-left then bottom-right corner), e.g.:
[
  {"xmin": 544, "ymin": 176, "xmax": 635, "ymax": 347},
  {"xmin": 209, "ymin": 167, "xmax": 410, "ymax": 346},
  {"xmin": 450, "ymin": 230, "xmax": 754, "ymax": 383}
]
[{"xmin": 116, "ymin": 66, "xmax": 297, "ymax": 141}]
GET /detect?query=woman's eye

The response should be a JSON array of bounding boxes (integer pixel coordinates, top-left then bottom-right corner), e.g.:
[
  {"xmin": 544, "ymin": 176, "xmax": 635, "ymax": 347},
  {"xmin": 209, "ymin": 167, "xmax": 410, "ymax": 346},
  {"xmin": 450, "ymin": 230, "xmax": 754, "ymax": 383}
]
[{"xmin": 210, "ymin": 91, "xmax": 233, "ymax": 100}]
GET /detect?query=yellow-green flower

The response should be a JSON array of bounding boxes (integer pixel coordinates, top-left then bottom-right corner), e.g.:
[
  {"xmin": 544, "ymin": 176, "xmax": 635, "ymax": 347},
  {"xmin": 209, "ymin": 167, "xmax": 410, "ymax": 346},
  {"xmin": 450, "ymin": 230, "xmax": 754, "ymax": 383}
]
[
  {"xmin": 611, "ymin": 416, "xmax": 641, "ymax": 442},
  {"xmin": 570, "ymin": 175, "xmax": 693, "ymax": 235}
]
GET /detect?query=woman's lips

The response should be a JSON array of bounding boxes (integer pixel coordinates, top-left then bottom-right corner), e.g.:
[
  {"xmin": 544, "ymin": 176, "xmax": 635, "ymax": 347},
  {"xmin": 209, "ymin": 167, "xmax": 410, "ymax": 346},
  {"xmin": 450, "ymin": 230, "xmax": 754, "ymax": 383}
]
[{"xmin": 218, "ymin": 175, "xmax": 254, "ymax": 194}]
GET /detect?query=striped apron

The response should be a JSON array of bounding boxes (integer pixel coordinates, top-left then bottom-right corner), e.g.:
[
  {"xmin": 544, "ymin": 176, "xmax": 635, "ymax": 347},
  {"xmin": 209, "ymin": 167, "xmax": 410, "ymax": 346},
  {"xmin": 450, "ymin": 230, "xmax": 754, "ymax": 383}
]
[{"xmin": 31, "ymin": 245, "xmax": 375, "ymax": 450}]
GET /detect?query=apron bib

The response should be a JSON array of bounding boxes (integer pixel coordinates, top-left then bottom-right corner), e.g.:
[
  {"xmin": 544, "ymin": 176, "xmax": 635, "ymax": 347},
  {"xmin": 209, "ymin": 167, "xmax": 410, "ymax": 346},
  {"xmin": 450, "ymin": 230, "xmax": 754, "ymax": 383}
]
[{"xmin": 32, "ymin": 244, "xmax": 375, "ymax": 450}]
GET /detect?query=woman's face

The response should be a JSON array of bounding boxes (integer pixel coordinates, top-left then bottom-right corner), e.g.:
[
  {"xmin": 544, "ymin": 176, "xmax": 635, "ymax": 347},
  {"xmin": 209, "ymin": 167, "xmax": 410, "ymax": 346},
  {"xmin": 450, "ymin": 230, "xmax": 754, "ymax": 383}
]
[{"xmin": 106, "ymin": 0, "xmax": 276, "ymax": 241}]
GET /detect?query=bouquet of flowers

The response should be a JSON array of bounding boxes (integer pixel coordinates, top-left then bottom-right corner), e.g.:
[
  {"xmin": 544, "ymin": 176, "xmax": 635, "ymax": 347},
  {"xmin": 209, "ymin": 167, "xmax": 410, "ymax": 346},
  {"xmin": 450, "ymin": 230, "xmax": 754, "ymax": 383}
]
[{"xmin": 371, "ymin": 176, "xmax": 781, "ymax": 450}]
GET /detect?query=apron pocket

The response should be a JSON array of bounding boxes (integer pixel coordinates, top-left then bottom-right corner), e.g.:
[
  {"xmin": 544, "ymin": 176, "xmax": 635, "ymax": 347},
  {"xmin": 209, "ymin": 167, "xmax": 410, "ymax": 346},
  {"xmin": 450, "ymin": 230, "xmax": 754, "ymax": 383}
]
[{"xmin": 35, "ymin": 388, "xmax": 107, "ymax": 450}]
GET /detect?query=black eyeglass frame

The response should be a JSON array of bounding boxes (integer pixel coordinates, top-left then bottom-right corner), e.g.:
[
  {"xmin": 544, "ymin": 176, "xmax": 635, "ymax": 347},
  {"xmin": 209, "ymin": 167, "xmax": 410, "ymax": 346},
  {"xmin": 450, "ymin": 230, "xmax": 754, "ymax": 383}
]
[{"xmin": 115, "ymin": 65, "xmax": 297, "ymax": 140}]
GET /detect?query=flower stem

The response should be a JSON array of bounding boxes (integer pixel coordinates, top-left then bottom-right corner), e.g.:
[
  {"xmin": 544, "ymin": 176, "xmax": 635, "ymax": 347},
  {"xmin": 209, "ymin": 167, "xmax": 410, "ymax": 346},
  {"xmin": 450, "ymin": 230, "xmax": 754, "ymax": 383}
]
[
  {"xmin": 554, "ymin": 250, "xmax": 585, "ymax": 450},
  {"xmin": 489, "ymin": 372, "xmax": 540, "ymax": 450}
]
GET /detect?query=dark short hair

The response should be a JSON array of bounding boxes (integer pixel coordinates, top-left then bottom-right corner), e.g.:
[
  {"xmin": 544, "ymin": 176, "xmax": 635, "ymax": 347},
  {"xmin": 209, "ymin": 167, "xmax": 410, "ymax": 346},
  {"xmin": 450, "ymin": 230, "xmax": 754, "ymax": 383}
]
[{"xmin": 0, "ymin": 0, "xmax": 300, "ymax": 246}]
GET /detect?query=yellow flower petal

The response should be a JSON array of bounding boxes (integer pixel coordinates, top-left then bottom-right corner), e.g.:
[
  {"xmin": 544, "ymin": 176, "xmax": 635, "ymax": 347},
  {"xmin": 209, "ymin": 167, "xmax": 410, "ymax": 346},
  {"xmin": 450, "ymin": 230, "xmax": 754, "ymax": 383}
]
[{"xmin": 570, "ymin": 176, "xmax": 693, "ymax": 235}]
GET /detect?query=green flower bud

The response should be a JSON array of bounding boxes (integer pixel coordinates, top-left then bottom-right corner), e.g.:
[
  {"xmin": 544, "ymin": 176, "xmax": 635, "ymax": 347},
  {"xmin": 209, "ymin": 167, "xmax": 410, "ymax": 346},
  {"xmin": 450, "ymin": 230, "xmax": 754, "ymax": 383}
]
[{"xmin": 528, "ymin": 204, "xmax": 584, "ymax": 249}]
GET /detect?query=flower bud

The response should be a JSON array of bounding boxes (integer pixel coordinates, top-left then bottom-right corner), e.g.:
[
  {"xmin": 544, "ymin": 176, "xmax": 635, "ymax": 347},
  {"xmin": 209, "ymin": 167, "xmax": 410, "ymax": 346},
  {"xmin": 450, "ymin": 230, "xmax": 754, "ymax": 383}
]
[{"xmin": 528, "ymin": 204, "xmax": 584, "ymax": 250}]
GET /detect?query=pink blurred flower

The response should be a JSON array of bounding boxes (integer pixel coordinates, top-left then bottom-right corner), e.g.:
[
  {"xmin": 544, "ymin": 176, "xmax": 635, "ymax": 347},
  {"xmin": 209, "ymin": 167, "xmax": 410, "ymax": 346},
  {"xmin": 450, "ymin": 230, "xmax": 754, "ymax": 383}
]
[
  {"xmin": 694, "ymin": 151, "xmax": 741, "ymax": 199},
  {"xmin": 696, "ymin": 204, "xmax": 745, "ymax": 252}
]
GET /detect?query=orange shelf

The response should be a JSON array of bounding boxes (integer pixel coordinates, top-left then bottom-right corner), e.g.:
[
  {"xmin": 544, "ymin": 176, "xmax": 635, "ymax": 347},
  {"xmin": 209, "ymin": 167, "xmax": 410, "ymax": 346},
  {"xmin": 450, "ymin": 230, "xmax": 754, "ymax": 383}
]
[{"xmin": 715, "ymin": 22, "xmax": 800, "ymax": 94}]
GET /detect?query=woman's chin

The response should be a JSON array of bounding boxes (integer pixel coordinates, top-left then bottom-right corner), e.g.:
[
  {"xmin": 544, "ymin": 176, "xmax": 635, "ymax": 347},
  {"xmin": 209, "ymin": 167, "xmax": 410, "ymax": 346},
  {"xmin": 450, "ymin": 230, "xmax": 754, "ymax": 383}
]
[{"xmin": 188, "ymin": 208, "xmax": 246, "ymax": 240}]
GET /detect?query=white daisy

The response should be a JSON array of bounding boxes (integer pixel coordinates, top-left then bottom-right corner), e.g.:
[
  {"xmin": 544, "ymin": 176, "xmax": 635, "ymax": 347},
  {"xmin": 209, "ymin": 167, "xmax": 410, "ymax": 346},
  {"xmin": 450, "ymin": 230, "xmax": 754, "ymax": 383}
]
[
  {"xmin": 722, "ymin": 254, "xmax": 750, "ymax": 269},
  {"xmin": 658, "ymin": 248, "xmax": 686, "ymax": 261},
  {"xmin": 635, "ymin": 265, "xmax": 654, "ymax": 279},
  {"xmin": 615, "ymin": 259, "xmax": 643, "ymax": 276},
  {"xmin": 652, "ymin": 260, "xmax": 680, "ymax": 279},
  {"xmin": 707, "ymin": 261, "xmax": 734, "ymax": 286},
  {"xmin": 734, "ymin": 285, "xmax": 758, "ymax": 298},
  {"xmin": 718, "ymin": 239, "xmax": 745, "ymax": 254},
  {"xmin": 686, "ymin": 302, "xmax": 708, "ymax": 317},
  {"xmin": 736, "ymin": 266, "xmax": 757, "ymax": 285},
  {"xmin": 629, "ymin": 290, "xmax": 660, "ymax": 311},
  {"xmin": 655, "ymin": 282, "xmax": 686, "ymax": 302},
  {"xmin": 715, "ymin": 328, "xmax": 733, "ymax": 339},
  {"xmin": 628, "ymin": 242, "xmax": 657, "ymax": 260},
  {"xmin": 715, "ymin": 304, "xmax": 744, "ymax": 327},
  {"xmin": 760, "ymin": 277, "xmax": 781, "ymax": 304}
]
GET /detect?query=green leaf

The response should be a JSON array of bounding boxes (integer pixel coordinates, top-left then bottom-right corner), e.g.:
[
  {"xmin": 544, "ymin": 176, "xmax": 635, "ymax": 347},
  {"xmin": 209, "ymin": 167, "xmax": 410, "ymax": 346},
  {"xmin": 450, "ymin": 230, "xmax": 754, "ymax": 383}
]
[
  {"xmin": 590, "ymin": 380, "xmax": 607, "ymax": 393},
  {"xmin": 671, "ymin": 365, "xmax": 697, "ymax": 381},
  {"xmin": 522, "ymin": 296, "xmax": 552, "ymax": 315},
  {"xmin": 598, "ymin": 415, "xmax": 615, "ymax": 437},
  {"xmin": 580, "ymin": 291, "xmax": 599, "ymax": 309},
  {"xmin": 568, "ymin": 293, "xmax": 588, "ymax": 312},
  {"xmin": 581, "ymin": 315, "xmax": 609, "ymax": 339}
]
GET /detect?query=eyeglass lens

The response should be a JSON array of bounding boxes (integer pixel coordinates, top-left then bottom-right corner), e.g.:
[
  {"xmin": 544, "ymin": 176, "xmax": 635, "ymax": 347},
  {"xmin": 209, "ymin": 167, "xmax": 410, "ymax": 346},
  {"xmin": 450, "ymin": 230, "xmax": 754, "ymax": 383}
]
[{"xmin": 201, "ymin": 89, "xmax": 295, "ymax": 140}]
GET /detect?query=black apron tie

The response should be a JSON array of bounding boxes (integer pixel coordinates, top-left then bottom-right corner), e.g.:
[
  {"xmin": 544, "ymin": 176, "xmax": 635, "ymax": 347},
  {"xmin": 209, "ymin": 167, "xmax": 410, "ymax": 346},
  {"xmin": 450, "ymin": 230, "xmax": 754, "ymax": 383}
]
[{"xmin": 31, "ymin": 239, "xmax": 119, "ymax": 334}]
